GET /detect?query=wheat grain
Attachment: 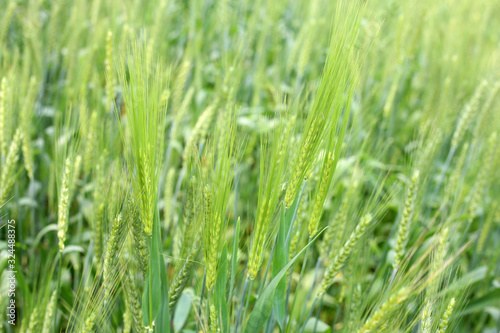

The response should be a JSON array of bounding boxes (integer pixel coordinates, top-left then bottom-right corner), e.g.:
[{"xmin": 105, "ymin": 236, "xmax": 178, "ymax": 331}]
[
  {"xmin": 58, "ymin": 157, "xmax": 72, "ymax": 252},
  {"xmin": 131, "ymin": 206, "xmax": 149, "ymax": 276},
  {"xmin": 451, "ymin": 81, "xmax": 487, "ymax": 149},
  {"xmin": 72, "ymin": 154, "xmax": 82, "ymax": 196},
  {"xmin": 80, "ymin": 312, "xmax": 96, "ymax": 333},
  {"xmin": 179, "ymin": 176, "xmax": 197, "ymax": 258},
  {"xmin": 124, "ymin": 270, "xmax": 144, "ymax": 332},
  {"xmin": 436, "ymin": 298, "xmax": 455, "ymax": 333},
  {"xmin": 172, "ymin": 60, "xmax": 191, "ymax": 112},
  {"xmin": 169, "ymin": 250, "xmax": 197, "ymax": 309},
  {"xmin": 357, "ymin": 288, "xmax": 407, "ymax": 333},
  {"xmin": 309, "ymin": 153, "xmax": 335, "ymax": 237},
  {"xmin": 104, "ymin": 213, "xmax": 124, "ymax": 302},
  {"xmin": 183, "ymin": 103, "xmax": 217, "ymax": 168},
  {"xmin": 0, "ymin": 128, "xmax": 23, "ymax": 204},
  {"xmin": 105, "ymin": 31, "xmax": 115, "ymax": 109},
  {"xmin": 210, "ymin": 304, "xmax": 218, "ymax": 333},
  {"xmin": 26, "ymin": 306, "xmax": 40, "ymax": 333},
  {"xmin": 248, "ymin": 199, "xmax": 270, "ymax": 280},
  {"xmin": 286, "ymin": 118, "xmax": 322, "ymax": 207},
  {"xmin": 348, "ymin": 283, "xmax": 362, "ymax": 328},
  {"xmin": 123, "ymin": 307, "xmax": 132, "ymax": 333},
  {"xmin": 393, "ymin": 170, "xmax": 420, "ymax": 270},
  {"xmin": 42, "ymin": 290, "xmax": 57, "ymax": 333},
  {"xmin": 420, "ymin": 301, "xmax": 433, "ymax": 333},
  {"xmin": 83, "ymin": 111, "xmax": 98, "ymax": 175},
  {"xmin": 318, "ymin": 214, "xmax": 372, "ymax": 296}
]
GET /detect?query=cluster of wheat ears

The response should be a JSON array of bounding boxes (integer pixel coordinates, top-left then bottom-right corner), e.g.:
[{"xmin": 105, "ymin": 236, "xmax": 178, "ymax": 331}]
[{"xmin": 0, "ymin": 0, "xmax": 499, "ymax": 332}]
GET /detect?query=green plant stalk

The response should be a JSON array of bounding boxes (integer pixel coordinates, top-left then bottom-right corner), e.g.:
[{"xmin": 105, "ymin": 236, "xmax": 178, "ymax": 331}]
[
  {"xmin": 196, "ymin": 270, "xmax": 207, "ymax": 333},
  {"xmin": 235, "ymin": 277, "xmax": 250, "ymax": 333},
  {"xmin": 53, "ymin": 252, "xmax": 62, "ymax": 332},
  {"xmin": 142, "ymin": 206, "xmax": 163, "ymax": 331},
  {"xmin": 241, "ymin": 279, "xmax": 254, "ymax": 331},
  {"xmin": 286, "ymin": 245, "xmax": 311, "ymax": 332},
  {"xmin": 282, "ymin": 183, "xmax": 307, "ymax": 326},
  {"xmin": 228, "ymin": 217, "xmax": 240, "ymax": 307},
  {"xmin": 313, "ymin": 295, "xmax": 325, "ymax": 333},
  {"xmin": 331, "ymin": 297, "xmax": 342, "ymax": 333},
  {"xmin": 149, "ymin": 237, "xmax": 153, "ymax": 327}
]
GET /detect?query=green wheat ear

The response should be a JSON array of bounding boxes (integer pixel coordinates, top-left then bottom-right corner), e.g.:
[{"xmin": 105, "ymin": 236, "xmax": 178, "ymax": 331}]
[
  {"xmin": 203, "ymin": 184, "xmax": 219, "ymax": 290},
  {"xmin": 318, "ymin": 213, "xmax": 372, "ymax": 296},
  {"xmin": 451, "ymin": 81, "xmax": 487, "ymax": 149},
  {"xmin": 201, "ymin": 109, "xmax": 236, "ymax": 290},
  {"xmin": 393, "ymin": 170, "xmax": 420, "ymax": 270},
  {"xmin": 83, "ymin": 111, "xmax": 98, "ymax": 175},
  {"xmin": 309, "ymin": 153, "xmax": 335, "ymax": 237},
  {"xmin": 420, "ymin": 301, "xmax": 433, "ymax": 333},
  {"xmin": 285, "ymin": 0, "xmax": 362, "ymax": 208},
  {"xmin": 103, "ymin": 213, "xmax": 125, "ymax": 303},
  {"xmin": 436, "ymin": 298, "xmax": 455, "ymax": 333},
  {"xmin": 117, "ymin": 39, "xmax": 168, "ymax": 236},
  {"xmin": 81, "ymin": 312, "xmax": 97, "ymax": 333},
  {"xmin": 0, "ymin": 128, "xmax": 23, "ymax": 205},
  {"xmin": 26, "ymin": 306, "xmax": 40, "ymax": 333},
  {"xmin": 248, "ymin": 114, "xmax": 290, "ymax": 280},
  {"xmin": 357, "ymin": 288, "xmax": 408, "ymax": 333},
  {"xmin": 57, "ymin": 157, "xmax": 72, "ymax": 252},
  {"xmin": 105, "ymin": 31, "xmax": 115, "ymax": 110},
  {"xmin": 210, "ymin": 304, "xmax": 218, "ymax": 333},
  {"xmin": 42, "ymin": 291, "xmax": 57, "ymax": 333}
]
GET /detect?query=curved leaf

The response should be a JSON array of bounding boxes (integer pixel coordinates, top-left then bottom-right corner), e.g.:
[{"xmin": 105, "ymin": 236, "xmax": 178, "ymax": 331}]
[{"xmin": 244, "ymin": 228, "xmax": 325, "ymax": 333}]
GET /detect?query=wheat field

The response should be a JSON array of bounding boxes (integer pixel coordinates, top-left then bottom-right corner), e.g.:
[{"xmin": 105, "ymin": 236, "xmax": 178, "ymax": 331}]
[{"xmin": 0, "ymin": 0, "xmax": 499, "ymax": 332}]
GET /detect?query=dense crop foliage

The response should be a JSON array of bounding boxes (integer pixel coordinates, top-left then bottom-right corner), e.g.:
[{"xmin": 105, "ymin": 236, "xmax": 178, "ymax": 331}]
[{"xmin": 1, "ymin": 0, "xmax": 499, "ymax": 332}]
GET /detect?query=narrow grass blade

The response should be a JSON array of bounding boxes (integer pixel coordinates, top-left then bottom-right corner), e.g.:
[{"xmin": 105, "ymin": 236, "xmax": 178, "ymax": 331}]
[
  {"xmin": 244, "ymin": 229, "xmax": 325, "ymax": 333},
  {"xmin": 143, "ymin": 208, "xmax": 162, "ymax": 328},
  {"xmin": 272, "ymin": 203, "xmax": 287, "ymax": 329},
  {"xmin": 155, "ymin": 257, "xmax": 170, "ymax": 333},
  {"xmin": 216, "ymin": 244, "xmax": 229, "ymax": 333},
  {"xmin": 229, "ymin": 218, "xmax": 240, "ymax": 304}
]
